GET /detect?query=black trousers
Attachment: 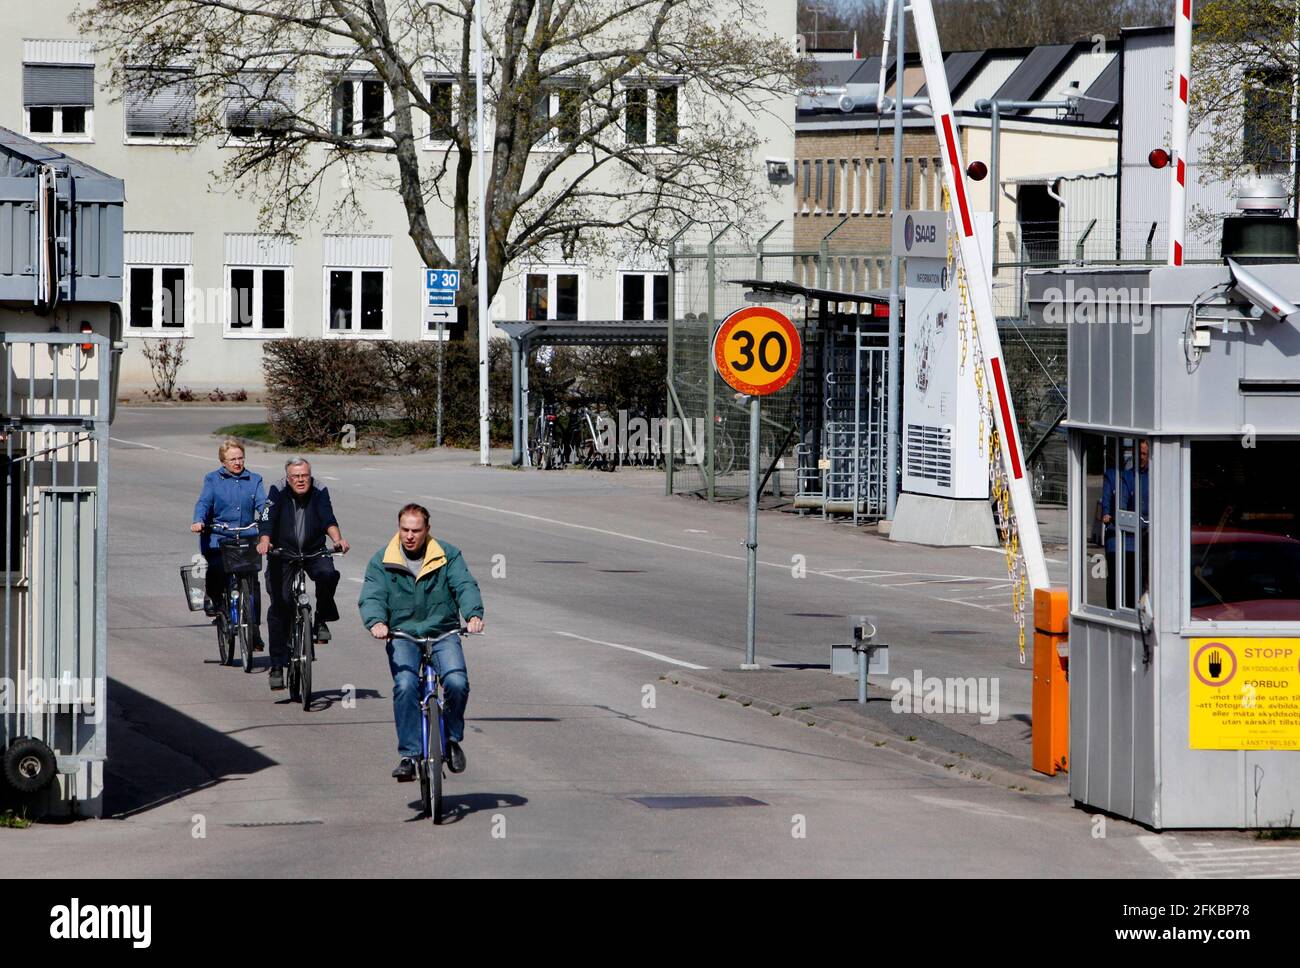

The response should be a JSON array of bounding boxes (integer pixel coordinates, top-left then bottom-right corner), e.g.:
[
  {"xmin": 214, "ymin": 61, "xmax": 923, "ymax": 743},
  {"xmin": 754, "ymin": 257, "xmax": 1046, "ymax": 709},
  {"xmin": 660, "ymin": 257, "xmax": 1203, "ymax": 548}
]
[{"xmin": 265, "ymin": 557, "xmax": 341, "ymax": 666}]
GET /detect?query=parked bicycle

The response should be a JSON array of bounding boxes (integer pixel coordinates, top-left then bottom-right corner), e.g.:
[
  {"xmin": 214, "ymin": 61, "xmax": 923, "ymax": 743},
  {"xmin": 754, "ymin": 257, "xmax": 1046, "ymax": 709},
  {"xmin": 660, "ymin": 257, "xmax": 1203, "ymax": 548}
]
[
  {"xmin": 388, "ymin": 627, "xmax": 483, "ymax": 823},
  {"xmin": 209, "ymin": 522, "xmax": 262, "ymax": 673},
  {"xmin": 270, "ymin": 546, "xmax": 343, "ymax": 711}
]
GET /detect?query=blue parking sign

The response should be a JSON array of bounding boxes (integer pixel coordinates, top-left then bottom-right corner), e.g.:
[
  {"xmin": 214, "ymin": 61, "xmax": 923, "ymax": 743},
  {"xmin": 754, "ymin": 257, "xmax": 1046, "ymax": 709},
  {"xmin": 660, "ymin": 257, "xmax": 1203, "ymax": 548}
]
[{"xmin": 425, "ymin": 268, "xmax": 460, "ymax": 292}]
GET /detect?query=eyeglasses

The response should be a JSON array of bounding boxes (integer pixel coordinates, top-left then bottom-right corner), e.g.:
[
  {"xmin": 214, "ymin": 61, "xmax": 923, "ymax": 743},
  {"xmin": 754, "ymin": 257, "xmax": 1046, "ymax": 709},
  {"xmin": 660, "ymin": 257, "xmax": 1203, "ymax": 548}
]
[{"xmin": 287, "ymin": 473, "xmax": 311, "ymax": 480}]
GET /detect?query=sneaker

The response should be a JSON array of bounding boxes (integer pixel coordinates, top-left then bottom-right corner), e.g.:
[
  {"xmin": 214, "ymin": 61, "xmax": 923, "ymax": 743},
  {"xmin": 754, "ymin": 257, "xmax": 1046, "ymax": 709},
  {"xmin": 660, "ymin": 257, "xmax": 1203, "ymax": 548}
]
[
  {"xmin": 446, "ymin": 740, "xmax": 466, "ymax": 774},
  {"xmin": 269, "ymin": 667, "xmax": 285, "ymax": 691},
  {"xmin": 392, "ymin": 757, "xmax": 416, "ymax": 782},
  {"xmin": 249, "ymin": 626, "xmax": 266, "ymax": 652},
  {"xmin": 313, "ymin": 621, "xmax": 331, "ymax": 643},
  {"xmin": 203, "ymin": 596, "xmax": 217, "ymax": 617}
]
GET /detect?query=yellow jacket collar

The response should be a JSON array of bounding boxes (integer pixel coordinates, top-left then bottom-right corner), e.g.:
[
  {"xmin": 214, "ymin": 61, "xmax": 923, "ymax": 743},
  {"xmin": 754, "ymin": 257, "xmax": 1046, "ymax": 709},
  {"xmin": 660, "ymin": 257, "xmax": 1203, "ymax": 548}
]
[{"xmin": 382, "ymin": 533, "xmax": 447, "ymax": 581}]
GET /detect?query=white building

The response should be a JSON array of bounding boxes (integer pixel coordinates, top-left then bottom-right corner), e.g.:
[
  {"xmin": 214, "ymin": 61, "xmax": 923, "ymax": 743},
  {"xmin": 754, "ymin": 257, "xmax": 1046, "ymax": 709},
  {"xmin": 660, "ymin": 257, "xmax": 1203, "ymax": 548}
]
[{"xmin": 6, "ymin": 2, "xmax": 797, "ymax": 392}]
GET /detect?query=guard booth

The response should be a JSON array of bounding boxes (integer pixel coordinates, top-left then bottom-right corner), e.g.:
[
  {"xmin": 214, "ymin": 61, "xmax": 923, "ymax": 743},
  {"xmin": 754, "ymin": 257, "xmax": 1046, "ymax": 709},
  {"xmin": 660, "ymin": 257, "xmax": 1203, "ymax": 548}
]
[
  {"xmin": 1027, "ymin": 241, "xmax": 1300, "ymax": 828},
  {"xmin": 0, "ymin": 127, "xmax": 122, "ymax": 818}
]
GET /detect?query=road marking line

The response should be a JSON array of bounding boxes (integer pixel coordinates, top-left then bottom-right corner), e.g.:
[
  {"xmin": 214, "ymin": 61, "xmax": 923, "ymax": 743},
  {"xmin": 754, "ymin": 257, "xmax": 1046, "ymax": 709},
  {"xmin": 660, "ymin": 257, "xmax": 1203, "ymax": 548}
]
[
  {"xmin": 551, "ymin": 631, "xmax": 707, "ymax": 670},
  {"xmin": 109, "ymin": 436, "xmax": 213, "ymax": 463}
]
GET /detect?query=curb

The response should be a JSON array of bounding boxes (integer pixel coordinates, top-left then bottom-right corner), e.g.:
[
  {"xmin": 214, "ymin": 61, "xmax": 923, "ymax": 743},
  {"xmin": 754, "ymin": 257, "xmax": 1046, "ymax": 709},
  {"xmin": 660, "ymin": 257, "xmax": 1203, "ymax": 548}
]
[{"xmin": 662, "ymin": 670, "xmax": 1064, "ymax": 797}]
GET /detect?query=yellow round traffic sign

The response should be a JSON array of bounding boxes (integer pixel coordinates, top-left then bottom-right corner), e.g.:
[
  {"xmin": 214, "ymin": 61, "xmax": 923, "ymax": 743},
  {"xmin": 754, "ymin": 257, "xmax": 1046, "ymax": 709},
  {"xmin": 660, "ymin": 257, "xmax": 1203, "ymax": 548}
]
[{"xmin": 711, "ymin": 306, "xmax": 802, "ymax": 396}]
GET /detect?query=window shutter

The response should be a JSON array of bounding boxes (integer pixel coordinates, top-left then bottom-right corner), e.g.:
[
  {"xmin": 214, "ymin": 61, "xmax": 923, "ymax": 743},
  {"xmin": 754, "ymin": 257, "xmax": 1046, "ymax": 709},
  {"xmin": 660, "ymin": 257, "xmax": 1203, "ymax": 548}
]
[
  {"xmin": 125, "ymin": 69, "xmax": 196, "ymax": 136},
  {"xmin": 23, "ymin": 64, "xmax": 94, "ymax": 107},
  {"xmin": 225, "ymin": 71, "xmax": 295, "ymax": 130}
]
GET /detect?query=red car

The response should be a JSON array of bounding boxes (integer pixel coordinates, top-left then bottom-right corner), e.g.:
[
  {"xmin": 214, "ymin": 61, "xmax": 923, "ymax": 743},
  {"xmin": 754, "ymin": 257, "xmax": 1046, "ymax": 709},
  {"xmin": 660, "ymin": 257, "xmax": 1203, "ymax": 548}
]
[{"xmin": 1190, "ymin": 527, "xmax": 1300, "ymax": 621}]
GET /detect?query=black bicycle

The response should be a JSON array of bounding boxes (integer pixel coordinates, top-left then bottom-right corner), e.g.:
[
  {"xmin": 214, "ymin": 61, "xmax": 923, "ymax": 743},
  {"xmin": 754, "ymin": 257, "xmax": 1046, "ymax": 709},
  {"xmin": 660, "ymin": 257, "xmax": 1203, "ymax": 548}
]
[
  {"xmin": 389, "ymin": 627, "xmax": 482, "ymax": 824},
  {"xmin": 209, "ymin": 522, "xmax": 262, "ymax": 673},
  {"xmin": 270, "ymin": 546, "xmax": 342, "ymax": 711}
]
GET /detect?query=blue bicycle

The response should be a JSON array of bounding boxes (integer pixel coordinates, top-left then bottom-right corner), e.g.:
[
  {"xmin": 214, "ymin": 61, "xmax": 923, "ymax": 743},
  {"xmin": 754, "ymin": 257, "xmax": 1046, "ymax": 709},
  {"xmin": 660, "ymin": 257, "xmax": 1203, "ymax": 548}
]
[
  {"xmin": 389, "ymin": 628, "xmax": 480, "ymax": 824},
  {"xmin": 209, "ymin": 522, "xmax": 262, "ymax": 673}
]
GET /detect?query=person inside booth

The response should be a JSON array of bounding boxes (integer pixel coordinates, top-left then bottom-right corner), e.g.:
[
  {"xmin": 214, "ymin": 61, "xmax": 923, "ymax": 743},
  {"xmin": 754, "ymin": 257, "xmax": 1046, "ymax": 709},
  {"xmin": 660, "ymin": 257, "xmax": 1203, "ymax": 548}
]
[{"xmin": 1101, "ymin": 438, "xmax": 1149, "ymax": 610}]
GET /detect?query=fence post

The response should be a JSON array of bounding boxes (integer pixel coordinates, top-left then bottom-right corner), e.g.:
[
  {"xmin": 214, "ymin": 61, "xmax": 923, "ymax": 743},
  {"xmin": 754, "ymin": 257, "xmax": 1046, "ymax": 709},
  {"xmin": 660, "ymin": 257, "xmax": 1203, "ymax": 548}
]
[{"xmin": 1075, "ymin": 218, "xmax": 1096, "ymax": 263}]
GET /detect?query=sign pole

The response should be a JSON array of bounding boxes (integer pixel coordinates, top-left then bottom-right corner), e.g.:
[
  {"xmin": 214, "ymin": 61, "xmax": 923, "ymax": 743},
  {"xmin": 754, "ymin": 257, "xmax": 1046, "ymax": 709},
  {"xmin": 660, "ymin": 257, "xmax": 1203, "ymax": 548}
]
[
  {"xmin": 743, "ymin": 395, "xmax": 761, "ymax": 669},
  {"xmin": 436, "ymin": 315, "xmax": 444, "ymax": 447}
]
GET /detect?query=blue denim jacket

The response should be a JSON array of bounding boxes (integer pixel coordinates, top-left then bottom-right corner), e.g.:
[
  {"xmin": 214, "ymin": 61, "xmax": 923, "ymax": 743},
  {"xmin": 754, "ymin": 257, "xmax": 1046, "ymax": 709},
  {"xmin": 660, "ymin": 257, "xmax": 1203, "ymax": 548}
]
[{"xmin": 194, "ymin": 467, "xmax": 268, "ymax": 552}]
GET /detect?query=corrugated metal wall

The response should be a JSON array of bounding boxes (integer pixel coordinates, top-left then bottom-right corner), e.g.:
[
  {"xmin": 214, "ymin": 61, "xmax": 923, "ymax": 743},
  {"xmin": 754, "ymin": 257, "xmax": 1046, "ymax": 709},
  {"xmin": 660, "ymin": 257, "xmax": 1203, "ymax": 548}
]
[
  {"xmin": 1120, "ymin": 32, "xmax": 1240, "ymax": 260},
  {"xmin": 1059, "ymin": 173, "xmax": 1118, "ymax": 260}
]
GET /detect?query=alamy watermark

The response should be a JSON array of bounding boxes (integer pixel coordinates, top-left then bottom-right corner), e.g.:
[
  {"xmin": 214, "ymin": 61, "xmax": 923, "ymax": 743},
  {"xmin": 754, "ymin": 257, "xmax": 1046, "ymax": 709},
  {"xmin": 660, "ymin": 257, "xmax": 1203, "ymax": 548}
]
[
  {"xmin": 0, "ymin": 674, "xmax": 105, "ymax": 724},
  {"xmin": 890, "ymin": 671, "xmax": 1000, "ymax": 725},
  {"xmin": 1039, "ymin": 281, "xmax": 1151, "ymax": 334}
]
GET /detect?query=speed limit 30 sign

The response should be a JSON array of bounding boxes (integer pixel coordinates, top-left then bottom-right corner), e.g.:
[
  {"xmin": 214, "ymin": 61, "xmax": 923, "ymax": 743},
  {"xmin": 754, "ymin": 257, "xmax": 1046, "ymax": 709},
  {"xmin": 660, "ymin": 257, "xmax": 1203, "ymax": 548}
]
[{"xmin": 711, "ymin": 306, "xmax": 802, "ymax": 396}]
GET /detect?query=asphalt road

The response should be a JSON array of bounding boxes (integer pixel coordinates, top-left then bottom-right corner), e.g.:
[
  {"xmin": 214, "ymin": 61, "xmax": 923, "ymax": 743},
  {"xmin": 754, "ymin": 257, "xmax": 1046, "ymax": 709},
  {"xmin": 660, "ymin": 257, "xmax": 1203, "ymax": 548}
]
[{"xmin": 1, "ymin": 405, "xmax": 1186, "ymax": 876}]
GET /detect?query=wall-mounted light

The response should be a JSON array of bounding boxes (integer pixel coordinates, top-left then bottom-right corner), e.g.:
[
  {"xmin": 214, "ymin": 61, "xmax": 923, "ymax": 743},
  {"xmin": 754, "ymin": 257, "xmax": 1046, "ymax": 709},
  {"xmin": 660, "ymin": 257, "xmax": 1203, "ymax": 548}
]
[{"xmin": 80, "ymin": 321, "xmax": 94, "ymax": 354}]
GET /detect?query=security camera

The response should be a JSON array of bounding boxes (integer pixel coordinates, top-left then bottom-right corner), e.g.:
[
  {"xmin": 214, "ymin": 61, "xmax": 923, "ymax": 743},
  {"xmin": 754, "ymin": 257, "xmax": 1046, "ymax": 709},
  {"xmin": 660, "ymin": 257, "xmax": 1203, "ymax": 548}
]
[
  {"xmin": 1227, "ymin": 258, "xmax": 1300, "ymax": 324},
  {"xmin": 765, "ymin": 157, "xmax": 794, "ymax": 185}
]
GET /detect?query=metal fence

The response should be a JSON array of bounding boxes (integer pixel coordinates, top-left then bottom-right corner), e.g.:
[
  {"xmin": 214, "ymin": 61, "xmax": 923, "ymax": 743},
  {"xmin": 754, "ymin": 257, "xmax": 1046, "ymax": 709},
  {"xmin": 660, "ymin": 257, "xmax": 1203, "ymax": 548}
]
[
  {"xmin": 1, "ymin": 331, "xmax": 110, "ymax": 816},
  {"xmin": 665, "ymin": 216, "xmax": 1233, "ymax": 522}
]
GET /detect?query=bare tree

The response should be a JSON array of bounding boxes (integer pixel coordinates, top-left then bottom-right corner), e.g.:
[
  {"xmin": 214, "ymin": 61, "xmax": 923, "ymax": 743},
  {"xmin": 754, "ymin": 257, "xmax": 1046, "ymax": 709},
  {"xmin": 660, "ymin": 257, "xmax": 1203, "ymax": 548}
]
[
  {"xmin": 1191, "ymin": 0, "xmax": 1299, "ymax": 216},
  {"xmin": 79, "ymin": 0, "xmax": 799, "ymax": 315}
]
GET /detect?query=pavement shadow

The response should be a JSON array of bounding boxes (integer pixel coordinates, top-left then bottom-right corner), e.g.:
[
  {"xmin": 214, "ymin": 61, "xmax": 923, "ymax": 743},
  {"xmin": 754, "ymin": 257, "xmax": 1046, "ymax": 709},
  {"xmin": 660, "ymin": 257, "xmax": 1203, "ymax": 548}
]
[
  {"xmin": 104, "ymin": 676, "xmax": 278, "ymax": 819},
  {"xmin": 405, "ymin": 791, "xmax": 528, "ymax": 825},
  {"xmin": 299, "ymin": 687, "xmax": 384, "ymax": 712}
]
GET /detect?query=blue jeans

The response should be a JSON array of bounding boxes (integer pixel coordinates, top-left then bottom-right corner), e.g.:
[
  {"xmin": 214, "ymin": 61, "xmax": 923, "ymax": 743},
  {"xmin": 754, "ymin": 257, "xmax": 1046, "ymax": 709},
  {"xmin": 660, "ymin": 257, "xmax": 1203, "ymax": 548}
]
[{"xmin": 386, "ymin": 633, "xmax": 469, "ymax": 758}]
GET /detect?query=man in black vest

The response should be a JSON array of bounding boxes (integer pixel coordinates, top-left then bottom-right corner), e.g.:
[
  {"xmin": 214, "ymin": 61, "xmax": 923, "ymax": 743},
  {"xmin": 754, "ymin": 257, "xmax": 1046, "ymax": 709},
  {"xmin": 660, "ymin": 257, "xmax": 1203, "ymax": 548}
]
[{"xmin": 257, "ymin": 458, "xmax": 350, "ymax": 691}]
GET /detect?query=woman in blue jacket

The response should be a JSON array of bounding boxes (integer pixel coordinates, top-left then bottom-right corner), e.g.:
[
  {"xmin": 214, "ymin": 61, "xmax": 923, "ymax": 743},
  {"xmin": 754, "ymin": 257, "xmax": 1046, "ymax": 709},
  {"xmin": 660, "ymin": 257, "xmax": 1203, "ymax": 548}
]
[{"xmin": 191, "ymin": 438, "xmax": 267, "ymax": 650}]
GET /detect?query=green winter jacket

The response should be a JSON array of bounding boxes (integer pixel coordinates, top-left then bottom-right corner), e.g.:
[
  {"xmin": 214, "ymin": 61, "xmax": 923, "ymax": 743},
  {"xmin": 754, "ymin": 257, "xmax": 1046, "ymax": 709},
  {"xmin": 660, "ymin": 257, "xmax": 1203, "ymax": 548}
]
[{"xmin": 358, "ymin": 534, "xmax": 485, "ymax": 636}]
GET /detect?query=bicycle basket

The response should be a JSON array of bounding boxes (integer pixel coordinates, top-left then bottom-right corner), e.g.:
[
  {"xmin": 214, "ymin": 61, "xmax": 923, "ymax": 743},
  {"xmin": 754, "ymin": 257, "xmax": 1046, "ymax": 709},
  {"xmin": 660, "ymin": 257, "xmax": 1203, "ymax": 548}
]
[
  {"xmin": 179, "ymin": 562, "xmax": 207, "ymax": 612},
  {"xmin": 219, "ymin": 537, "xmax": 262, "ymax": 574}
]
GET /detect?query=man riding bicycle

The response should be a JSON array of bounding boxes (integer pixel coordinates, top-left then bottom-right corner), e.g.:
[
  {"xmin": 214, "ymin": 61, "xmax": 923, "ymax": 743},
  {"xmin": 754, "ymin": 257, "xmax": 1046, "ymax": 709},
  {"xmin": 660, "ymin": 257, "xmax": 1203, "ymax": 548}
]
[
  {"xmin": 192, "ymin": 439, "xmax": 266, "ymax": 651},
  {"xmin": 358, "ymin": 504, "xmax": 484, "ymax": 781},
  {"xmin": 257, "ymin": 458, "xmax": 350, "ymax": 692}
]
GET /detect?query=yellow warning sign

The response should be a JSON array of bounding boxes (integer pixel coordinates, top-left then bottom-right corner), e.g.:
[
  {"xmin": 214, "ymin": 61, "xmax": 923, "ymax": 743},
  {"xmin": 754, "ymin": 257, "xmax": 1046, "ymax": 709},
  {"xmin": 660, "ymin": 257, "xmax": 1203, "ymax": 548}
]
[{"xmin": 1189, "ymin": 638, "xmax": 1300, "ymax": 750}]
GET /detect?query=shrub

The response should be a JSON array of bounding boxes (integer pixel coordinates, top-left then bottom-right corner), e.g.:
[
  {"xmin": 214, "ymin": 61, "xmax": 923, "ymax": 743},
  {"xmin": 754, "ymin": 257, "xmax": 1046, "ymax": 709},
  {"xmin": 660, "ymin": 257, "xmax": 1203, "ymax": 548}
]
[
  {"xmin": 141, "ymin": 337, "xmax": 186, "ymax": 400},
  {"xmin": 262, "ymin": 339, "xmax": 388, "ymax": 446}
]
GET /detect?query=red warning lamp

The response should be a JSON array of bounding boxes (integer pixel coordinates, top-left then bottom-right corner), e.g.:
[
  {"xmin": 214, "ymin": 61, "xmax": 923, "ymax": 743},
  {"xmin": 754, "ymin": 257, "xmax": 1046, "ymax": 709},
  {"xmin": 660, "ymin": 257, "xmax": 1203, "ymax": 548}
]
[
  {"xmin": 1148, "ymin": 148, "xmax": 1170, "ymax": 169},
  {"xmin": 966, "ymin": 160, "xmax": 988, "ymax": 181},
  {"xmin": 79, "ymin": 321, "xmax": 94, "ymax": 353}
]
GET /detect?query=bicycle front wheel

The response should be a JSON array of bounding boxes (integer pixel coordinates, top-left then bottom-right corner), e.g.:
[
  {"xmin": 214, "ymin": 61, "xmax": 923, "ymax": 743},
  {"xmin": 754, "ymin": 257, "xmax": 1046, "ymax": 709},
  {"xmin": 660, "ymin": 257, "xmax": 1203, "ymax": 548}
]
[
  {"xmin": 237, "ymin": 577, "xmax": 256, "ymax": 673},
  {"xmin": 299, "ymin": 607, "xmax": 313, "ymax": 712},
  {"xmin": 426, "ymin": 699, "xmax": 443, "ymax": 824},
  {"xmin": 215, "ymin": 605, "xmax": 232, "ymax": 666}
]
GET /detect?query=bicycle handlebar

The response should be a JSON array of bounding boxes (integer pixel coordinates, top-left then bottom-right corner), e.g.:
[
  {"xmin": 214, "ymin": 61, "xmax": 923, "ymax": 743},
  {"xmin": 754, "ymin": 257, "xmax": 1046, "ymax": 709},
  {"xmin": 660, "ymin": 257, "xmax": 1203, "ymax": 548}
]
[
  {"xmin": 207, "ymin": 522, "xmax": 260, "ymax": 535},
  {"xmin": 388, "ymin": 628, "xmax": 482, "ymax": 647},
  {"xmin": 268, "ymin": 546, "xmax": 343, "ymax": 560}
]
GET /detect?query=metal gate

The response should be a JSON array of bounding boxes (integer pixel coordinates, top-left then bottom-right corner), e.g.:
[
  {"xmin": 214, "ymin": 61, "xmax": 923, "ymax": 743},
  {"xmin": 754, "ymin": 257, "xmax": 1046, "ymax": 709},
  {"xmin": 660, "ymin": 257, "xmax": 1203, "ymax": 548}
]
[
  {"xmin": 795, "ymin": 325, "xmax": 890, "ymax": 520},
  {"xmin": 1, "ymin": 331, "xmax": 109, "ymax": 814}
]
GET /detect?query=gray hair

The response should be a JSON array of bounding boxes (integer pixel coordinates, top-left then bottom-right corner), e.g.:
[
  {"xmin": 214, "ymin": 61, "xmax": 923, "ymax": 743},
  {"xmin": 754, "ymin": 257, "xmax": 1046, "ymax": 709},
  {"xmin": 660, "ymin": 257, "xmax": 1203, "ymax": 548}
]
[{"xmin": 284, "ymin": 457, "xmax": 311, "ymax": 475}]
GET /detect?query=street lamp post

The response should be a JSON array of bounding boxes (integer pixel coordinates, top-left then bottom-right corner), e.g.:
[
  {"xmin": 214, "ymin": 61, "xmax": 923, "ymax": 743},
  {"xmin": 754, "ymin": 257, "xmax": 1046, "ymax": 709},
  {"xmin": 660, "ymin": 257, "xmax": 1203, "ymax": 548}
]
[{"xmin": 476, "ymin": 0, "xmax": 490, "ymax": 465}]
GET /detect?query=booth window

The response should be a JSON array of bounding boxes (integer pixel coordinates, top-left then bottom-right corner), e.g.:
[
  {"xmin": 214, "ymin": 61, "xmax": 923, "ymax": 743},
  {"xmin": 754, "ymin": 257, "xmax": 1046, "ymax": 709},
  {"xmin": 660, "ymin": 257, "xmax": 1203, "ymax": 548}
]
[
  {"xmin": 1080, "ymin": 433, "xmax": 1149, "ymax": 614},
  {"xmin": 1189, "ymin": 440, "xmax": 1300, "ymax": 622}
]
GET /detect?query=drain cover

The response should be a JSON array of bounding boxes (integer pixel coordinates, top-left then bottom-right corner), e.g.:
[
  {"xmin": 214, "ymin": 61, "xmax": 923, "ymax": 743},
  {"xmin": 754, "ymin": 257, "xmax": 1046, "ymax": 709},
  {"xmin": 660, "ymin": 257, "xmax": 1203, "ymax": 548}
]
[
  {"xmin": 631, "ymin": 795, "xmax": 767, "ymax": 810},
  {"xmin": 226, "ymin": 819, "xmax": 324, "ymax": 828}
]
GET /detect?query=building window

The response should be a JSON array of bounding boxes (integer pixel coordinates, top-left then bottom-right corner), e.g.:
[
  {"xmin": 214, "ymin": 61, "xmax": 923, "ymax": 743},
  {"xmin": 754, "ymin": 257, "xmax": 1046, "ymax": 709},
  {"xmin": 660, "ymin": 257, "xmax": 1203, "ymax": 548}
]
[
  {"xmin": 1243, "ymin": 69, "xmax": 1292, "ymax": 173},
  {"xmin": 1189, "ymin": 440, "xmax": 1300, "ymax": 623},
  {"xmin": 325, "ymin": 267, "xmax": 388, "ymax": 335},
  {"xmin": 23, "ymin": 61, "xmax": 94, "ymax": 141},
  {"xmin": 619, "ymin": 271, "xmax": 669, "ymax": 321},
  {"xmin": 425, "ymin": 78, "xmax": 476, "ymax": 143},
  {"xmin": 225, "ymin": 70, "xmax": 294, "ymax": 139},
  {"xmin": 1080, "ymin": 433, "xmax": 1149, "ymax": 614},
  {"xmin": 331, "ymin": 77, "xmax": 386, "ymax": 139},
  {"xmin": 534, "ymin": 82, "xmax": 585, "ymax": 147},
  {"xmin": 623, "ymin": 82, "xmax": 680, "ymax": 146},
  {"xmin": 226, "ymin": 267, "xmax": 289, "ymax": 334},
  {"xmin": 126, "ymin": 265, "xmax": 189, "ymax": 331},
  {"xmin": 524, "ymin": 268, "xmax": 583, "ymax": 320},
  {"xmin": 124, "ymin": 66, "xmax": 196, "ymax": 141}
]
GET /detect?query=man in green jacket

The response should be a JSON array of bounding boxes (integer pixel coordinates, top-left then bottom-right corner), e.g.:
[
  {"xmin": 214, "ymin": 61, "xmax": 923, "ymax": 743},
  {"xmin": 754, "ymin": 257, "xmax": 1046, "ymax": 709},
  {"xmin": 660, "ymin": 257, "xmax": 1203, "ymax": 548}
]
[{"xmin": 359, "ymin": 503, "xmax": 485, "ymax": 781}]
